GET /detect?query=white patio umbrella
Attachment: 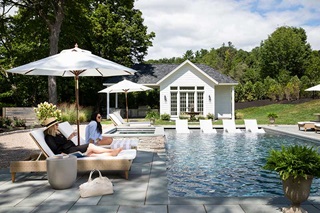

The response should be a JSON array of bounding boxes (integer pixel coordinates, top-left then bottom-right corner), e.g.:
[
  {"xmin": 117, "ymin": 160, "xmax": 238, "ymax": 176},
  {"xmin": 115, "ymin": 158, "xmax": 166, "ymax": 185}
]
[
  {"xmin": 305, "ymin": 84, "xmax": 320, "ymax": 91},
  {"xmin": 6, "ymin": 44, "xmax": 136, "ymax": 145},
  {"xmin": 98, "ymin": 79, "xmax": 152, "ymax": 122}
]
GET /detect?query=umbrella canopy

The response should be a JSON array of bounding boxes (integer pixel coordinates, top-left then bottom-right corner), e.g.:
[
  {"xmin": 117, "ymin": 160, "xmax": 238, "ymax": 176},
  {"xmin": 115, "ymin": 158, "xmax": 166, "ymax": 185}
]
[
  {"xmin": 99, "ymin": 79, "xmax": 152, "ymax": 122},
  {"xmin": 305, "ymin": 84, "xmax": 320, "ymax": 91},
  {"xmin": 6, "ymin": 45, "xmax": 136, "ymax": 145}
]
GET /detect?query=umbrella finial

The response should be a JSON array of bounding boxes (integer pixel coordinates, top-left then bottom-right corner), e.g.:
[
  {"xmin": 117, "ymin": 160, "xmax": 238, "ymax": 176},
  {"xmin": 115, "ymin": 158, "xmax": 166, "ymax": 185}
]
[{"xmin": 75, "ymin": 43, "xmax": 78, "ymax": 48}]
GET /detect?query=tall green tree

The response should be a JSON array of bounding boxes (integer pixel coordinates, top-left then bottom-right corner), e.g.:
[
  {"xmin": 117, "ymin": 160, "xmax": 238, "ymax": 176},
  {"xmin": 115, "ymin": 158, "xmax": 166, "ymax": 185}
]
[
  {"xmin": 1, "ymin": 0, "xmax": 154, "ymax": 107},
  {"xmin": 89, "ymin": 0, "xmax": 155, "ymax": 66},
  {"xmin": 260, "ymin": 26, "xmax": 311, "ymax": 79},
  {"xmin": 305, "ymin": 50, "xmax": 320, "ymax": 86}
]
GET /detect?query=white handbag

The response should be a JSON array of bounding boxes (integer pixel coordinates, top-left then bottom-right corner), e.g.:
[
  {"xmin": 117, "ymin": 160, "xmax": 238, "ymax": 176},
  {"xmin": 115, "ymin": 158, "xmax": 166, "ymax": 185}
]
[{"xmin": 79, "ymin": 169, "xmax": 113, "ymax": 197}]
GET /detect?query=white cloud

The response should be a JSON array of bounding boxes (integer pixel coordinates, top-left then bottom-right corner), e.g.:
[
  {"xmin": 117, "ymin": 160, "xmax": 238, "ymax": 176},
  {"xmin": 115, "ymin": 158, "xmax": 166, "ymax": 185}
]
[{"xmin": 135, "ymin": 0, "xmax": 320, "ymax": 60}]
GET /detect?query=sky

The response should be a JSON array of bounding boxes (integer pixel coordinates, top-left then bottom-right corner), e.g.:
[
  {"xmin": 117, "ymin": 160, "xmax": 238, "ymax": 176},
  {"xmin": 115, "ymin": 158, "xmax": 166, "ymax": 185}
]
[{"xmin": 134, "ymin": 0, "xmax": 320, "ymax": 60}]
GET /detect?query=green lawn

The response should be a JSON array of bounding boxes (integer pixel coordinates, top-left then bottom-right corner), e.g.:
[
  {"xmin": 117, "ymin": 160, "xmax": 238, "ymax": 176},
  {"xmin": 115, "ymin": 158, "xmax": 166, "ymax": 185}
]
[
  {"xmin": 102, "ymin": 99, "xmax": 320, "ymax": 125},
  {"xmin": 237, "ymin": 99, "xmax": 320, "ymax": 124}
]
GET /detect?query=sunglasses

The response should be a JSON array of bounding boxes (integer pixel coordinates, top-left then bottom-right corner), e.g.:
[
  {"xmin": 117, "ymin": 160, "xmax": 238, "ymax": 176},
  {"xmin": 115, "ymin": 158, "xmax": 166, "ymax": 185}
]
[{"xmin": 97, "ymin": 116, "xmax": 101, "ymax": 119}]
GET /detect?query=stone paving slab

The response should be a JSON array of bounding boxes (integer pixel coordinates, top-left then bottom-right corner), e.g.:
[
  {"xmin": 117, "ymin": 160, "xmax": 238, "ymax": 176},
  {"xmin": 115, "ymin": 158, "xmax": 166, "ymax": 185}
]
[{"xmin": 1, "ymin": 126, "xmax": 320, "ymax": 213}]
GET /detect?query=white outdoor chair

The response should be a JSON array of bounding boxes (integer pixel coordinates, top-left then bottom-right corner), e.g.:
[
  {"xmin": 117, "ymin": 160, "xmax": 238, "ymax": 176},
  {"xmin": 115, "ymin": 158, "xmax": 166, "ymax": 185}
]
[
  {"xmin": 199, "ymin": 119, "xmax": 217, "ymax": 133},
  {"xmin": 244, "ymin": 119, "xmax": 265, "ymax": 133},
  {"xmin": 222, "ymin": 119, "xmax": 242, "ymax": 133},
  {"xmin": 175, "ymin": 119, "xmax": 190, "ymax": 133},
  {"xmin": 110, "ymin": 112, "xmax": 151, "ymax": 127}
]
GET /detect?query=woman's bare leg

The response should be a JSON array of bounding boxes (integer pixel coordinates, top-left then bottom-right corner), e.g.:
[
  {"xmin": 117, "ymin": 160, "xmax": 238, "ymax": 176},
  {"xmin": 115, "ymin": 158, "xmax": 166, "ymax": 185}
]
[
  {"xmin": 97, "ymin": 137, "xmax": 113, "ymax": 145},
  {"xmin": 87, "ymin": 143, "xmax": 112, "ymax": 153},
  {"xmin": 87, "ymin": 147, "xmax": 123, "ymax": 157}
]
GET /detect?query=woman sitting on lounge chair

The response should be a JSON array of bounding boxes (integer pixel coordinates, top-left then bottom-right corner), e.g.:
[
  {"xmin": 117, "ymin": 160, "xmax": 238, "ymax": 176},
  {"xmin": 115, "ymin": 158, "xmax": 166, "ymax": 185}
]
[
  {"xmin": 43, "ymin": 117, "xmax": 122, "ymax": 157},
  {"xmin": 85, "ymin": 112, "xmax": 113, "ymax": 145}
]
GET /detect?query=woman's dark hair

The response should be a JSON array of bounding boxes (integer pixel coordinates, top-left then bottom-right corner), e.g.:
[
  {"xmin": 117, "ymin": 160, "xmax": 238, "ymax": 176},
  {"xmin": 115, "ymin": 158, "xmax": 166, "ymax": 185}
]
[{"xmin": 90, "ymin": 112, "xmax": 102, "ymax": 134}]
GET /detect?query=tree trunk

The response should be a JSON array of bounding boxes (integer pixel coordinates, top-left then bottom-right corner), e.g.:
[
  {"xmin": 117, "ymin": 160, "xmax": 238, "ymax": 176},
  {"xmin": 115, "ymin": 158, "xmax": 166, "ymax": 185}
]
[
  {"xmin": 46, "ymin": 1, "xmax": 64, "ymax": 104},
  {"xmin": 48, "ymin": 26, "xmax": 59, "ymax": 104}
]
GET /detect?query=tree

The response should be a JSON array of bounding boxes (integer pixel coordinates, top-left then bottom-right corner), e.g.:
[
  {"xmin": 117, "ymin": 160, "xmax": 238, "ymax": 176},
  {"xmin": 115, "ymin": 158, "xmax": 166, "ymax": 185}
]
[
  {"xmin": 4, "ymin": 0, "xmax": 68, "ymax": 104},
  {"xmin": 1, "ymin": 0, "xmax": 154, "ymax": 107},
  {"xmin": 89, "ymin": 1, "xmax": 155, "ymax": 66},
  {"xmin": 305, "ymin": 50, "xmax": 320, "ymax": 86},
  {"xmin": 253, "ymin": 81, "xmax": 265, "ymax": 100},
  {"xmin": 260, "ymin": 26, "xmax": 311, "ymax": 79},
  {"xmin": 183, "ymin": 50, "xmax": 194, "ymax": 61}
]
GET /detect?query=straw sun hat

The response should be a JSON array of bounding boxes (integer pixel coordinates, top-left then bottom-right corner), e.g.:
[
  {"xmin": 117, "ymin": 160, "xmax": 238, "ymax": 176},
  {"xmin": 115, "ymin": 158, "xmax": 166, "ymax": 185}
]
[{"xmin": 42, "ymin": 117, "xmax": 59, "ymax": 130}]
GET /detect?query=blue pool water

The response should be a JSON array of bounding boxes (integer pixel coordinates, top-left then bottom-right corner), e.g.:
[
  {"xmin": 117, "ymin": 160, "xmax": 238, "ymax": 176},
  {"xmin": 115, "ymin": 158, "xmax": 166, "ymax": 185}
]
[{"xmin": 165, "ymin": 129, "xmax": 320, "ymax": 197}]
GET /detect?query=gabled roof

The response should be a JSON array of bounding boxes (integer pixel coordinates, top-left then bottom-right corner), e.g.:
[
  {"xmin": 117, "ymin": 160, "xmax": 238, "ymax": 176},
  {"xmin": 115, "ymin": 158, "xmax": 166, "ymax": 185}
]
[{"xmin": 103, "ymin": 60, "xmax": 237, "ymax": 86}]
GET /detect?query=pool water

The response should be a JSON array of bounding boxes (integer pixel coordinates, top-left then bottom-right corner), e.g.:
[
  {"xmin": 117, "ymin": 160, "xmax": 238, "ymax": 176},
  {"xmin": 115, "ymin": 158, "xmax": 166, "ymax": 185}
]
[
  {"xmin": 165, "ymin": 129, "xmax": 320, "ymax": 197},
  {"xmin": 103, "ymin": 127, "xmax": 165, "ymax": 137}
]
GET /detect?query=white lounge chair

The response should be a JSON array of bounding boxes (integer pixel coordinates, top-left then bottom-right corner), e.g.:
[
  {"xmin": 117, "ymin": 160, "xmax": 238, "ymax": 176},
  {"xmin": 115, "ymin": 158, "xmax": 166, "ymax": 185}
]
[
  {"xmin": 175, "ymin": 119, "xmax": 190, "ymax": 133},
  {"xmin": 109, "ymin": 112, "xmax": 151, "ymax": 127},
  {"xmin": 109, "ymin": 113, "xmax": 124, "ymax": 126},
  {"xmin": 222, "ymin": 119, "xmax": 242, "ymax": 133},
  {"xmin": 199, "ymin": 119, "xmax": 217, "ymax": 133},
  {"xmin": 297, "ymin": 121, "xmax": 315, "ymax": 131},
  {"xmin": 10, "ymin": 128, "xmax": 137, "ymax": 182},
  {"xmin": 244, "ymin": 119, "xmax": 265, "ymax": 133},
  {"xmin": 60, "ymin": 121, "xmax": 138, "ymax": 149}
]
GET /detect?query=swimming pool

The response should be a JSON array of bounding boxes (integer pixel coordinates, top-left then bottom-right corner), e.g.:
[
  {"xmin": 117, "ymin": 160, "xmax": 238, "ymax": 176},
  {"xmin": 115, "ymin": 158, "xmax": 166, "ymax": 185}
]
[
  {"xmin": 103, "ymin": 126, "xmax": 165, "ymax": 137},
  {"xmin": 165, "ymin": 129, "xmax": 320, "ymax": 197}
]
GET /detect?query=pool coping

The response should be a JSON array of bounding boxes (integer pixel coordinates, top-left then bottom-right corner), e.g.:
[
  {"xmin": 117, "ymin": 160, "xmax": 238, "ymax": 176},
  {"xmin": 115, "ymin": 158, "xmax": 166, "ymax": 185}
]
[{"xmin": 103, "ymin": 126, "xmax": 165, "ymax": 137}]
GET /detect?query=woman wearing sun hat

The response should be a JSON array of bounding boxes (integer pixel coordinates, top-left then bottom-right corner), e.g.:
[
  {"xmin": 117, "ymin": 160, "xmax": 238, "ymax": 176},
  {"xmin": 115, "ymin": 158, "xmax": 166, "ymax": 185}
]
[{"xmin": 43, "ymin": 117, "xmax": 122, "ymax": 157}]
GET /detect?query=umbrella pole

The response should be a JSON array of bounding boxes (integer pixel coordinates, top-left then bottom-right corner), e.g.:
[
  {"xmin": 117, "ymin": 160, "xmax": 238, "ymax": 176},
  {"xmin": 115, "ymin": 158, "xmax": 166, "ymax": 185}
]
[
  {"xmin": 75, "ymin": 75, "xmax": 80, "ymax": 146},
  {"xmin": 125, "ymin": 92, "xmax": 128, "ymax": 122}
]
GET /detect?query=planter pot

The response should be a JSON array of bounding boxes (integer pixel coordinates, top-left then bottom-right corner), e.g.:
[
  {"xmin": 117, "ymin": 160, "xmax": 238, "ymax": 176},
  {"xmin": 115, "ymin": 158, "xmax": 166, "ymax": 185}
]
[
  {"xmin": 269, "ymin": 118, "xmax": 275, "ymax": 124},
  {"xmin": 150, "ymin": 119, "xmax": 155, "ymax": 125},
  {"xmin": 282, "ymin": 175, "xmax": 313, "ymax": 213}
]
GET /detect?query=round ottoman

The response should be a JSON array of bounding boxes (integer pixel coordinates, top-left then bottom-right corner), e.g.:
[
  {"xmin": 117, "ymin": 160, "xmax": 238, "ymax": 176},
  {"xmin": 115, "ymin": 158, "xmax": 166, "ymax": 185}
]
[{"xmin": 46, "ymin": 155, "xmax": 77, "ymax": 190}]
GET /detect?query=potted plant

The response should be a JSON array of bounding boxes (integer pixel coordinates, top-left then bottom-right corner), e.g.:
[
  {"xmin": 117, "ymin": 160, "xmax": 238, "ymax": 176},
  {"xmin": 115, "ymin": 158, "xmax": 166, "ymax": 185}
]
[
  {"xmin": 267, "ymin": 112, "xmax": 278, "ymax": 124},
  {"xmin": 145, "ymin": 110, "xmax": 160, "ymax": 125},
  {"xmin": 34, "ymin": 102, "xmax": 62, "ymax": 125},
  {"xmin": 263, "ymin": 145, "xmax": 320, "ymax": 213}
]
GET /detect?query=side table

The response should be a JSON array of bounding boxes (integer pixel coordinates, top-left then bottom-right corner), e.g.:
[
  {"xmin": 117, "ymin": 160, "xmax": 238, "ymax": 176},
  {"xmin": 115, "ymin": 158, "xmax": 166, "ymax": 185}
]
[{"xmin": 46, "ymin": 155, "xmax": 77, "ymax": 190}]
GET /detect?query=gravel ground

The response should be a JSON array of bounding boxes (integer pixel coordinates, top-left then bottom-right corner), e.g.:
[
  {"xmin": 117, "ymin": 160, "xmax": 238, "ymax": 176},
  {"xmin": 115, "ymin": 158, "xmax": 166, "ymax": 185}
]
[{"xmin": 0, "ymin": 125, "xmax": 165, "ymax": 169}]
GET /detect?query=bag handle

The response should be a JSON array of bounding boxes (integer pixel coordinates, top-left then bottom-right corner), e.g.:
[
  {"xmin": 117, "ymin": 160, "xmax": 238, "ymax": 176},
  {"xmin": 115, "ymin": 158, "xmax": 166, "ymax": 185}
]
[{"xmin": 88, "ymin": 169, "xmax": 103, "ymax": 182}]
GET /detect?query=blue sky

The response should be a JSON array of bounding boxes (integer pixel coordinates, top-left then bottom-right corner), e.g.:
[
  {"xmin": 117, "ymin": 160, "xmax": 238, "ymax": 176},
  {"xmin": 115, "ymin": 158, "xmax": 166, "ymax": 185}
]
[{"xmin": 135, "ymin": 0, "xmax": 320, "ymax": 60}]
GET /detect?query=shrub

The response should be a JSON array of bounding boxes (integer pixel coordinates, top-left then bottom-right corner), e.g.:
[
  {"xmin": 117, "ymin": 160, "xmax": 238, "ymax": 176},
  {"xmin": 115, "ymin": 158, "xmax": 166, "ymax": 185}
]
[
  {"xmin": 0, "ymin": 117, "xmax": 4, "ymax": 128},
  {"xmin": 145, "ymin": 110, "xmax": 160, "ymax": 120},
  {"xmin": 59, "ymin": 103, "xmax": 91, "ymax": 123},
  {"xmin": 160, "ymin": 113, "xmax": 171, "ymax": 121},
  {"xmin": 235, "ymin": 112, "xmax": 244, "ymax": 119},
  {"xmin": 34, "ymin": 102, "xmax": 62, "ymax": 124},
  {"xmin": 13, "ymin": 117, "xmax": 26, "ymax": 127},
  {"xmin": 207, "ymin": 113, "xmax": 215, "ymax": 120},
  {"xmin": 179, "ymin": 113, "xmax": 189, "ymax": 120},
  {"xmin": 197, "ymin": 115, "xmax": 206, "ymax": 121},
  {"xmin": 4, "ymin": 117, "xmax": 13, "ymax": 128},
  {"xmin": 264, "ymin": 145, "xmax": 320, "ymax": 180},
  {"xmin": 267, "ymin": 113, "xmax": 278, "ymax": 119}
]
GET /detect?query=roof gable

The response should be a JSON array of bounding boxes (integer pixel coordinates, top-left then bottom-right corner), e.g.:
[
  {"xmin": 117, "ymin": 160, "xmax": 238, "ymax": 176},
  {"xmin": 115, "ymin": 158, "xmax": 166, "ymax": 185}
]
[{"xmin": 103, "ymin": 60, "xmax": 237, "ymax": 85}]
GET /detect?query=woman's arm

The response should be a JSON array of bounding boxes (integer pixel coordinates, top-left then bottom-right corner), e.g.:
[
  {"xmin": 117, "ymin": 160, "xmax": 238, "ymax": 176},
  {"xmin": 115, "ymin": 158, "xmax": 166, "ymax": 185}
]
[{"xmin": 87, "ymin": 122, "xmax": 100, "ymax": 143}]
